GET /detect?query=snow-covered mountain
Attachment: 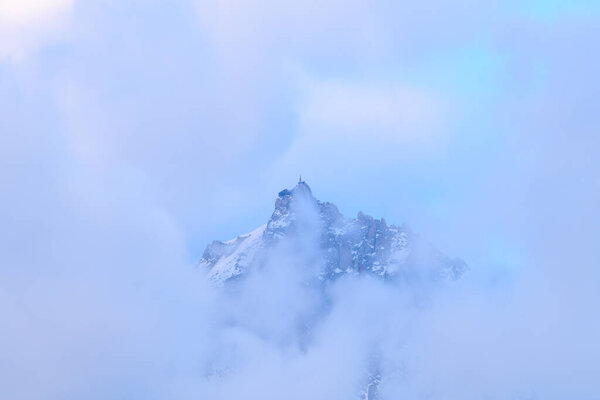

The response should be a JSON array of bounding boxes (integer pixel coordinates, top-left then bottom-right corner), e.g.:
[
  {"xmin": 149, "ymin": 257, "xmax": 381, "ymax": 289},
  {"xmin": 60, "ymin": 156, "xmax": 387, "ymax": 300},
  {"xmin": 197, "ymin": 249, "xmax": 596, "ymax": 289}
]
[{"xmin": 200, "ymin": 180, "xmax": 466, "ymax": 285}]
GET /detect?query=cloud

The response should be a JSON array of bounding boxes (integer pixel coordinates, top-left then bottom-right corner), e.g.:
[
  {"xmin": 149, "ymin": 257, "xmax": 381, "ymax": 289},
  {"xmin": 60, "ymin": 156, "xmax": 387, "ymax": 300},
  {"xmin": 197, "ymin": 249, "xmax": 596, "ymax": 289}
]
[
  {"xmin": 0, "ymin": 0, "xmax": 74, "ymax": 60},
  {"xmin": 0, "ymin": 0, "xmax": 72, "ymax": 26},
  {"xmin": 262, "ymin": 75, "xmax": 459, "ymax": 203},
  {"xmin": 0, "ymin": 0, "xmax": 599, "ymax": 399},
  {"xmin": 299, "ymin": 79, "xmax": 449, "ymax": 146}
]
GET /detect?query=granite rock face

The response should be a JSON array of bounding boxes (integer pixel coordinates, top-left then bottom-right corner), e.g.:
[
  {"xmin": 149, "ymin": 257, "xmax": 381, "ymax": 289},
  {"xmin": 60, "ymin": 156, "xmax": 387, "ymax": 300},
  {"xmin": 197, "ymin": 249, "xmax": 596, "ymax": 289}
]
[{"xmin": 200, "ymin": 181, "xmax": 467, "ymax": 284}]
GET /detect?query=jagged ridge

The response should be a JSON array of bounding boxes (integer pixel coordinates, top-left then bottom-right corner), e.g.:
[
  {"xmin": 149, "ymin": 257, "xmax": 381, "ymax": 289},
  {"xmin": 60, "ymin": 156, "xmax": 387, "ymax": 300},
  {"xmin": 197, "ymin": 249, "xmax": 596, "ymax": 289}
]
[{"xmin": 200, "ymin": 180, "xmax": 467, "ymax": 284}]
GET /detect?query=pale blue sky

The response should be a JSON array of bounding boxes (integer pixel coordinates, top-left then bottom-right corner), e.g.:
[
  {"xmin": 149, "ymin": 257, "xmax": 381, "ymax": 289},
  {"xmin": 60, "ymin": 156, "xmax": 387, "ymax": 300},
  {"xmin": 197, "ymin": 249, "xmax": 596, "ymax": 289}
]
[{"xmin": 1, "ymin": 0, "xmax": 599, "ymax": 276}]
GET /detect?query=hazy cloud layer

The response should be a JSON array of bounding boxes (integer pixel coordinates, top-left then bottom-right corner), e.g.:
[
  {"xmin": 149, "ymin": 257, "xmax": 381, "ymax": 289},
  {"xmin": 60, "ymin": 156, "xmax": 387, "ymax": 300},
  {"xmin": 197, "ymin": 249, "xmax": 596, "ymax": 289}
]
[
  {"xmin": 1, "ymin": 0, "xmax": 599, "ymax": 399},
  {"xmin": 0, "ymin": 0, "xmax": 74, "ymax": 60}
]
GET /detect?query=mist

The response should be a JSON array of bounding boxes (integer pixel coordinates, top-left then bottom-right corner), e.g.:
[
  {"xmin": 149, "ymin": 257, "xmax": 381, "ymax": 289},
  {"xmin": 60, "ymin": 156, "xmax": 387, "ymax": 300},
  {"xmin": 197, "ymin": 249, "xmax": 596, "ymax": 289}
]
[
  {"xmin": 1, "ymin": 0, "xmax": 600, "ymax": 399},
  {"xmin": 3, "ymin": 164, "xmax": 597, "ymax": 399}
]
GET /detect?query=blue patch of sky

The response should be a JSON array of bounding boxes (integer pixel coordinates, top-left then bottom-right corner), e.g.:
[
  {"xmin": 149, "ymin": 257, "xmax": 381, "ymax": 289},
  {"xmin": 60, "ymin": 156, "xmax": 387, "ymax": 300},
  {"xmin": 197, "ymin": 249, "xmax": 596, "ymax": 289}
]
[{"xmin": 519, "ymin": 0, "xmax": 600, "ymax": 21}]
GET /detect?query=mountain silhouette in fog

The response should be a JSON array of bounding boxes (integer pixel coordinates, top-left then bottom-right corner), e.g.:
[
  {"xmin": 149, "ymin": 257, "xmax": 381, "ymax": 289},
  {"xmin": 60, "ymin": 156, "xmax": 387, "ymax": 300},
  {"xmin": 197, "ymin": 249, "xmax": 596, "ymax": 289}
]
[{"xmin": 200, "ymin": 180, "xmax": 467, "ymax": 285}]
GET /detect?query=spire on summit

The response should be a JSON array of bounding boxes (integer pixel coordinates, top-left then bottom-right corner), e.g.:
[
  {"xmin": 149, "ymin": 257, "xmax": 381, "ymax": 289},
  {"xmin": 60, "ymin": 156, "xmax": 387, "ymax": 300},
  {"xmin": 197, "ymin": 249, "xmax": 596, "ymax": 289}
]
[{"xmin": 295, "ymin": 176, "xmax": 311, "ymax": 195}]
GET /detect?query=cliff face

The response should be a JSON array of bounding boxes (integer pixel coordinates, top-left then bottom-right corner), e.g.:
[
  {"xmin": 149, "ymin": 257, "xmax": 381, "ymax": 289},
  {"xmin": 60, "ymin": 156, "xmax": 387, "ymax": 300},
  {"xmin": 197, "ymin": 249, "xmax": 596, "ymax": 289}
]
[{"xmin": 200, "ymin": 181, "xmax": 467, "ymax": 285}]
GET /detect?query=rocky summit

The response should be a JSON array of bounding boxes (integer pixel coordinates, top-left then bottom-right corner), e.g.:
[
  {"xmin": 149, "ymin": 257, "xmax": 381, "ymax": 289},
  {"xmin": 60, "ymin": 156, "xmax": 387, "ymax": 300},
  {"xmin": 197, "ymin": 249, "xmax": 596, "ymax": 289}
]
[{"xmin": 200, "ymin": 180, "xmax": 467, "ymax": 285}]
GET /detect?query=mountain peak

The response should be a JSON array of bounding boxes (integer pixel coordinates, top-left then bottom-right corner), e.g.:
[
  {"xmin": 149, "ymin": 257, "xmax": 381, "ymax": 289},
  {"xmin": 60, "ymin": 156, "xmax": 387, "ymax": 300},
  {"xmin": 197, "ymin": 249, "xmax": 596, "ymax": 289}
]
[
  {"xmin": 273, "ymin": 180, "xmax": 316, "ymax": 218},
  {"xmin": 200, "ymin": 182, "xmax": 467, "ymax": 284},
  {"xmin": 278, "ymin": 179, "xmax": 313, "ymax": 199}
]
